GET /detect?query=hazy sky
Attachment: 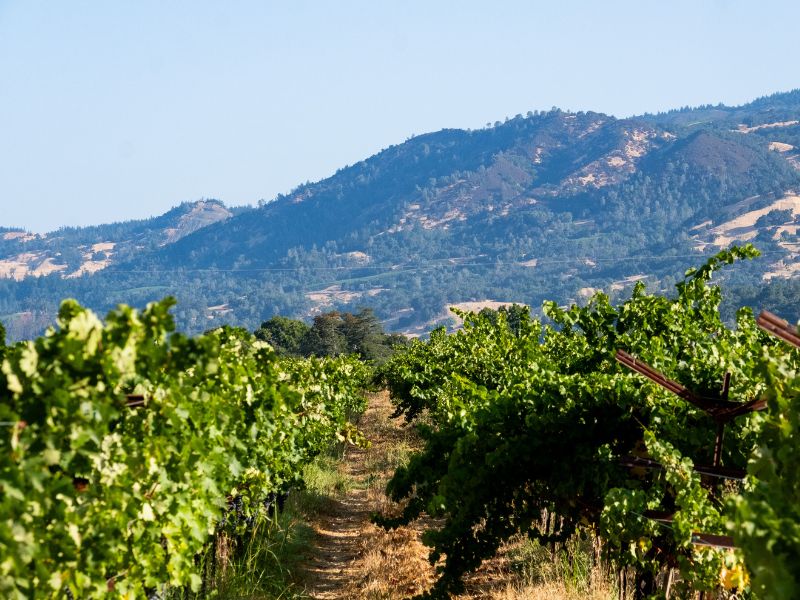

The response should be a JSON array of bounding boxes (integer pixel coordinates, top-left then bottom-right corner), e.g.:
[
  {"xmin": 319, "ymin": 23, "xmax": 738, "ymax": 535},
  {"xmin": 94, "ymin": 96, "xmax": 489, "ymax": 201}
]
[{"xmin": 1, "ymin": 0, "xmax": 798, "ymax": 232}]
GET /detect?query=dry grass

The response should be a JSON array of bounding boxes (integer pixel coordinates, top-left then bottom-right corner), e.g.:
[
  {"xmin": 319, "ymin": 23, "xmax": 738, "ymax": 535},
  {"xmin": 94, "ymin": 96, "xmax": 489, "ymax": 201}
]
[
  {"xmin": 708, "ymin": 193, "xmax": 800, "ymax": 247},
  {"xmin": 490, "ymin": 579, "xmax": 614, "ymax": 600},
  {"xmin": 339, "ymin": 391, "xmax": 437, "ymax": 599}
]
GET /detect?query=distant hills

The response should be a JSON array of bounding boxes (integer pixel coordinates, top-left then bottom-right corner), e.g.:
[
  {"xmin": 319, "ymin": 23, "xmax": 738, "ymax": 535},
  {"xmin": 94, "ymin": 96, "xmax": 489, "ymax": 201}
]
[
  {"xmin": 3, "ymin": 90, "xmax": 800, "ymax": 340},
  {"xmin": 0, "ymin": 200, "xmax": 233, "ymax": 280}
]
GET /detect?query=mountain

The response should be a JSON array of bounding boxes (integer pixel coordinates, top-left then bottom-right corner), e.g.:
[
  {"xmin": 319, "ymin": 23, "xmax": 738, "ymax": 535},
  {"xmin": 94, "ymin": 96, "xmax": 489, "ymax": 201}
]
[
  {"xmin": 3, "ymin": 91, "xmax": 800, "ymax": 340},
  {"xmin": 0, "ymin": 199, "xmax": 232, "ymax": 281}
]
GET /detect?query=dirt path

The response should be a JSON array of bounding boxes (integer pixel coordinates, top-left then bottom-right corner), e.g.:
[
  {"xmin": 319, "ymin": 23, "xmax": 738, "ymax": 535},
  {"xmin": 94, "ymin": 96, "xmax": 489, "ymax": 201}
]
[
  {"xmin": 299, "ymin": 392, "xmax": 522, "ymax": 599},
  {"xmin": 299, "ymin": 392, "xmax": 612, "ymax": 600},
  {"xmin": 301, "ymin": 433, "xmax": 371, "ymax": 598},
  {"xmin": 301, "ymin": 391, "xmax": 435, "ymax": 599}
]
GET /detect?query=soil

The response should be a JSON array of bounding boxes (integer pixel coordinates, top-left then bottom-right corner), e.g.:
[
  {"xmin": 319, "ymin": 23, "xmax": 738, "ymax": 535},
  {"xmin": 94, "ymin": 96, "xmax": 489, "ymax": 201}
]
[
  {"xmin": 301, "ymin": 431, "xmax": 374, "ymax": 598},
  {"xmin": 301, "ymin": 391, "xmax": 436, "ymax": 599}
]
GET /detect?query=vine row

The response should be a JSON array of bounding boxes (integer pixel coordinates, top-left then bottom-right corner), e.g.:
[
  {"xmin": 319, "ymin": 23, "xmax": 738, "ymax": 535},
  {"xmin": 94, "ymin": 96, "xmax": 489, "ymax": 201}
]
[
  {"xmin": 376, "ymin": 245, "xmax": 799, "ymax": 599},
  {"xmin": 0, "ymin": 298, "xmax": 371, "ymax": 598}
]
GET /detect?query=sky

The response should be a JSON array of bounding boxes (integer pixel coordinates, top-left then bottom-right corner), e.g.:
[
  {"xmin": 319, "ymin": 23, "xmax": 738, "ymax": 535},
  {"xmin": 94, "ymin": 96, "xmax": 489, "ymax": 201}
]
[{"xmin": 1, "ymin": 0, "xmax": 799, "ymax": 233}]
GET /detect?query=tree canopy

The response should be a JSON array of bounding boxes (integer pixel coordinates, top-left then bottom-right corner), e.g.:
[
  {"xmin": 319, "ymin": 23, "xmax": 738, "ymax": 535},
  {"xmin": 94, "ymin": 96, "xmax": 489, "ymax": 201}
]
[{"xmin": 255, "ymin": 308, "xmax": 408, "ymax": 362}]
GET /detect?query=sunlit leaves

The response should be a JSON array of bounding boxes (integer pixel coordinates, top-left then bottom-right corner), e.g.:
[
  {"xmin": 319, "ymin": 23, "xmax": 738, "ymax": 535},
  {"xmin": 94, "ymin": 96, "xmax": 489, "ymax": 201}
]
[
  {"xmin": 377, "ymin": 246, "xmax": 781, "ymax": 598},
  {"xmin": 731, "ymin": 331, "xmax": 800, "ymax": 598},
  {"xmin": 0, "ymin": 299, "xmax": 369, "ymax": 598}
]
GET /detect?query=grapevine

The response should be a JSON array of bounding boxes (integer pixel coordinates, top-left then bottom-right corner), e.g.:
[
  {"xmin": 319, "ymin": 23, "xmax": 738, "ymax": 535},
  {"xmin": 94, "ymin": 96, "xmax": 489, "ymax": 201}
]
[
  {"xmin": 377, "ymin": 245, "xmax": 796, "ymax": 598},
  {"xmin": 0, "ymin": 299, "xmax": 370, "ymax": 598}
]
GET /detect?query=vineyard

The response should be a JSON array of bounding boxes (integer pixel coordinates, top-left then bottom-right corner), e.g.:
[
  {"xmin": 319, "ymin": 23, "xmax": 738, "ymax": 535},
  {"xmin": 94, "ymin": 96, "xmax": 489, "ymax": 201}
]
[
  {"xmin": 1, "ymin": 245, "xmax": 799, "ymax": 599},
  {"xmin": 0, "ymin": 298, "xmax": 371, "ymax": 598},
  {"xmin": 375, "ymin": 245, "xmax": 800, "ymax": 599}
]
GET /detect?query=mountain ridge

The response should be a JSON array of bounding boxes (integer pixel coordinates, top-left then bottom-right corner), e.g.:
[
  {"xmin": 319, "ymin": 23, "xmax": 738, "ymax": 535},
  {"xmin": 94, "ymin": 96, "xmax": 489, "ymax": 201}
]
[
  {"xmin": 0, "ymin": 199, "xmax": 233, "ymax": 281},
  {"xmin": 3, "ymin": 90, "xmax": 800, "ymax": 339}
]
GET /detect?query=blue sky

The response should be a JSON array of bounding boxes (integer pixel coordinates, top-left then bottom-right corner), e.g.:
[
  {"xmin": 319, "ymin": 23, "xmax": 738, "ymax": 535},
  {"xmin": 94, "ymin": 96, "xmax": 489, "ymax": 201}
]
[{"xmin": 1, "ymin": 0, "xmax": 798, "ymax": 232}]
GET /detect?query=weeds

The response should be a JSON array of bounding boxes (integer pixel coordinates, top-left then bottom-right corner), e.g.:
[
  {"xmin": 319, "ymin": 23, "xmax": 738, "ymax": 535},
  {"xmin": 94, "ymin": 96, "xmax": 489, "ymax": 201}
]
[
  {"xmin": 291, "ymin": 455, "xmax": 353, "ymax": 516},
  {"xmin": 162, "ymin": 505, "xmax": 312, "ymax": 600},
  {"xmin": 501, "ymin": 535, "xmax": 615, "ymax": 600},
  {"xmin": 212, "ymin": 508, "xmax": 313, "ymax": 600}
]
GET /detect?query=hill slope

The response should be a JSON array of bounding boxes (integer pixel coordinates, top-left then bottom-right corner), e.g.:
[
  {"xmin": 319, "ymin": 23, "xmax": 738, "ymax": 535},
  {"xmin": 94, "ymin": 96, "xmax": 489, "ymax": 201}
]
[
  {"xmin": 3, "ymin": 91, "xmax": 800, "ymax": 339},
  {"xmin": 0, "ymin": 200, "xmax": 232, "ymax": 281}
]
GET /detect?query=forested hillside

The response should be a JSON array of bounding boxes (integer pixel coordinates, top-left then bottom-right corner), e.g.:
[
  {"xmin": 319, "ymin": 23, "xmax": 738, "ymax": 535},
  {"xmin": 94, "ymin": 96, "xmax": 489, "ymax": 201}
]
[{"xmin": 2, "ymin": 90, "xmax": 800, "ymax": 339}]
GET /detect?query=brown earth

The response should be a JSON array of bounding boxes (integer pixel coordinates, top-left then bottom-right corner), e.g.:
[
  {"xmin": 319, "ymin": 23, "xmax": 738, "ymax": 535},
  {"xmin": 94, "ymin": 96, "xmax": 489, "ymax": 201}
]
[{"xmin": 301, "ymin": 391, "xmax": 436, "ymax": 599}]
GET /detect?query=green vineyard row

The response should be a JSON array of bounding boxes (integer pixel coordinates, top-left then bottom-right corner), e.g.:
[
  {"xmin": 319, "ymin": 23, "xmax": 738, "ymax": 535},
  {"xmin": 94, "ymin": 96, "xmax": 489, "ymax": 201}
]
[
  {"xmin": 0, "ymin": 298, "xmax": 371, "ymax": 599},
  {"xmin": 376, "ymin": 245, "xmax": 800, "ymax": 599}
]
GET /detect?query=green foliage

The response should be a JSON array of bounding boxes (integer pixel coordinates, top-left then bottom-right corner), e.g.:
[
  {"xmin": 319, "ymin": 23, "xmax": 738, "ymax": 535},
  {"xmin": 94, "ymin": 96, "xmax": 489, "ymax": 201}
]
[
  {"xmin": 299, "ymin": 308, "xmax": 407, "ymax": 363},
  {"xmin": 196, "ymin": 505, "xmax": 313, "ymax": 600},
  {"xmin": 376, "ymin": 245, "xmax": 780, "ymax": 598},
  {"xmin": 754, "ymin": 208, "xmax": 794, "ymax": 228},
  {"xmin": 255, "ymin": 315, "xmax": 309, "ymax": 356},
  {"xmin": 376, "ymin": 306, "xmax": 533, "ymax": 424},
  {"xmin": 301, "ymin": 312, "xmax": 348, "ymax": 357},
  {"xmin": 476, "ymin": 304, "xmax": 530, "ymax": 337},
  {"xmin": 731, "ymin": 326, "xmax": 800, "ymax": 598},
  {"xmin": 0, "ymin": 298, "xmax": 369, "ymax": 599}
]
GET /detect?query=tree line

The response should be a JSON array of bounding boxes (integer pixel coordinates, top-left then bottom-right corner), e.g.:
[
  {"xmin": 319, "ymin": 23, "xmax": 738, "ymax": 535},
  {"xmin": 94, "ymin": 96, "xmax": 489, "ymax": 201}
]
[{"xmin": 254, "ymin": 308, "xmax": 409, "ymax": 362}]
